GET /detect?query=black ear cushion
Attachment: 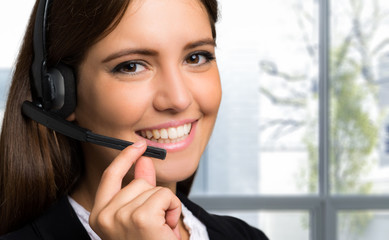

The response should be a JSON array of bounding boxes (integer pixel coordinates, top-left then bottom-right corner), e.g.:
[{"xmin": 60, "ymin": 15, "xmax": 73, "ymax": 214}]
[{"xmin": 52, "ymin": 63, "xmax": 77, "ymax": 118}]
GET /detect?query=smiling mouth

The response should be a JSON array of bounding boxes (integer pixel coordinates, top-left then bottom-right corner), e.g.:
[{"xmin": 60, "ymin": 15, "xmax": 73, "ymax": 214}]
[{"xmin": 137, "ymin": 123, "xmax": 193, "ymax": 144}]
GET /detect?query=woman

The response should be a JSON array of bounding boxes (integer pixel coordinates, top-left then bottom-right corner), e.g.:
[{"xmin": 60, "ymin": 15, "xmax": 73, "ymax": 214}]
[{"xmin": 0, "ymin": 0, "xmax": 268, "ymax": 239}]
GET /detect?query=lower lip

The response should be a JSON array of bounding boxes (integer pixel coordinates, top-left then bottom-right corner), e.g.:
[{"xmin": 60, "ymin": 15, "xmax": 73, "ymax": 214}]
[{"xmin": 142, "ymin": 121, "xmax": 197, "ymax": 152}]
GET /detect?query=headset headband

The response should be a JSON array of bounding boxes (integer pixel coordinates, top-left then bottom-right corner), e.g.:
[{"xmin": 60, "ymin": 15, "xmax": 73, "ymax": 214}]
[{"xmin": 31, "ymin": 0, "xmax": 50, "ymax": 106}]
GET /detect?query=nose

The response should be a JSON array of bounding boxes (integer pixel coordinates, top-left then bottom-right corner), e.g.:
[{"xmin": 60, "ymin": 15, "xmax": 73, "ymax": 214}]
[{"xmin": 152, "ymin": 65, "xmax": 192, "ymax": 113}]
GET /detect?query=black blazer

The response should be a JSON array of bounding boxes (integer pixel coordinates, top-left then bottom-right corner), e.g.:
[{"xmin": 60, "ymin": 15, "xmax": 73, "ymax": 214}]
[{"xmin": 1, "ymin": 192, "xmax": 268, "ymax": 240}]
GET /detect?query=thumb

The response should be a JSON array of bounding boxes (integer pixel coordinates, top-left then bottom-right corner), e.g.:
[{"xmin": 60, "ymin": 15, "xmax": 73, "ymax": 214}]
[
  {"xmin": 134, "ymin": 156, "xmax": 156, "ymax": 187},
  {"xmin": 173, "ymin": 224, "xmax": 181, "ymax": 240},
  {"xmin": 165, "ymin": 197, "xmax": 182, "ymax": 239}
]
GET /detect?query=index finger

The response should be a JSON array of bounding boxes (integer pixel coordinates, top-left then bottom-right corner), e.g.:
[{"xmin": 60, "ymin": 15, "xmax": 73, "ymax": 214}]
[{"xmin": 93, "ymin": 140, "xmax": 147, "ymax": 212}]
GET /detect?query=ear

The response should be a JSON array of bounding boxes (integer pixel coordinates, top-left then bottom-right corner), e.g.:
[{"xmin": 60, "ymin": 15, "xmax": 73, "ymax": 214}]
[{"xmin": 66, "ymin": 112, "xmax": 76, "ymax": 122}]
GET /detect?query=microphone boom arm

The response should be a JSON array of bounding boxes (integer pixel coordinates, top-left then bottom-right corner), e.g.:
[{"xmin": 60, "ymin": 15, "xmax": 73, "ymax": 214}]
[{"xmin": 22, "ymin": 101, "xmax": 166, "ymax": 160}]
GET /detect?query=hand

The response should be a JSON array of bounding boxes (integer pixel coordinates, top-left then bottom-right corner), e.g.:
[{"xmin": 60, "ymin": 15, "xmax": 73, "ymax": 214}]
[{"xmin": 89, "ymin": 140, "xmax": 182, "ymax": 240}]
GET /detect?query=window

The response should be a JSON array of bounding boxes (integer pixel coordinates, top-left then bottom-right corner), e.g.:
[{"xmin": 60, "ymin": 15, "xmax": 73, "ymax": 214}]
[
  {"xmin": 0, "ymin": 69, "xmax": 10, "ymax": 129},
  {"xmin": 190, "ymin": 0, "xmax": 389, "ymax": 239}
]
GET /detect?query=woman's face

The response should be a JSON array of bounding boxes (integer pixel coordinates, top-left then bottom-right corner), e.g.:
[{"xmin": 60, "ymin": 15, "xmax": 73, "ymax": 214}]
[{"xmin": 74, "ymin": 0, "xmax": 221, "ymax": 184}]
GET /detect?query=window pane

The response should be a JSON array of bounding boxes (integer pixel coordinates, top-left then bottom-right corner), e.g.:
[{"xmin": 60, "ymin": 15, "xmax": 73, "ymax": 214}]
[
  {"xmin": 258, "ymin": 0, "xmax": 319, "ymax": 195},
  {"xmin": 192, "ymin": 0, "xmax": 319, "ymax": 195},
  {"xmin": 338, "ymin": 211, "xmax": 389, "ymax": 240},
  {"xmin": 330, "ymin": 0, "xmax": 389, "ymax": 194},
  {"xmin": 211, "ymin": 210, "xmax": 309, "ymax": 240},
  {"xmin": 0, "ymin": 69, "xmax": 11, "ymax": 130}
]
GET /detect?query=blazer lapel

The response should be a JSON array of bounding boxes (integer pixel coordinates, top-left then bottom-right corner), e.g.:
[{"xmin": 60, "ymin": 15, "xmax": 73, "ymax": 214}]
[{"xmin": 32, "ymin": 196, "xmax": 91, "ymax": 240}]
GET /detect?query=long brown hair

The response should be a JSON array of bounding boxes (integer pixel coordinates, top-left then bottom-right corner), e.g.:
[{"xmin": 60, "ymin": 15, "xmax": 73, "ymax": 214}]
[{"xmin": 0, "ymin": 0, "xmax": 218, "ymax": 234}]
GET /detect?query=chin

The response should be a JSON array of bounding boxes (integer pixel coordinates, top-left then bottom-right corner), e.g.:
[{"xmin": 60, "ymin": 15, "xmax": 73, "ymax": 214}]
[{"xmin": 153, "ymin": 151, "xmax": 201, "ymax": 184}]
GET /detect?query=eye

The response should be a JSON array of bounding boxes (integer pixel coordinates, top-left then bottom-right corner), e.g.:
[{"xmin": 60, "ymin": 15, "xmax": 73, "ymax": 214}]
[
  {"xmin": 186, "ymin": 54, "xmax": 205, "ymax": 64},
  {"xmin": 111, "ymin": 61, "xmax": 148, "ymax": 75},
  {"xmin": 185, "ymin": 51, "xmax": 215, "ymax": 66}
]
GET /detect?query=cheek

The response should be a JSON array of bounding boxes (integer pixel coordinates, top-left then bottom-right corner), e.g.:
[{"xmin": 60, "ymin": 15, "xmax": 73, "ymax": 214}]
[
  {"xmin": 75, "ymin": 73, "xmax": 151, "ymax": 133},
  {"xmin": 192, "ymin": 69, "xmax": 222, "ymax": 115}
]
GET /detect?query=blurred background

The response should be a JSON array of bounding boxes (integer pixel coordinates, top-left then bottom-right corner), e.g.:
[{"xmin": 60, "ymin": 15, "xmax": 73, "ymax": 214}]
[{"xmin": 1, "ymin": 1, "xmax": 389, "ymax": 239}]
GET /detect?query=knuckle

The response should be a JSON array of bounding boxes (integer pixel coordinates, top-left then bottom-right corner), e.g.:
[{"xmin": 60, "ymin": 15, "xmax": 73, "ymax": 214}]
[
  {"xmin": 131, "ymin": 209, "xmax": 149, "ymax": 228},
  {"xmin": 114, "ymin": 208, "xmax": 129, "ymax": 225},
  {"xmin": 95, "ymin": 209, "xmax": 113, "ymax": 230},
  {"xmin": 157, "ymin": 186, "xmax": 173, "ymax": 196},
  {"xmin": 131, "ymin": 178, "xmax": 153, "ymax": 189},
  {"xmin": 101, "ymin": 167, "xmax": 115, "ymax": 180}
]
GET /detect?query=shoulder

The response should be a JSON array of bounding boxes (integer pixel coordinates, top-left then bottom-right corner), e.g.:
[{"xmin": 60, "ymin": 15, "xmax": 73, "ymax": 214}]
[
  {"xmin": 0, "ymin": 197, "xmax": 90, "ymax": 240},
  {"xmin": 205, "ymin": 213, "xmax": 269, "ymax": 240},
  {"xmin": 177, "ymin": 192, "xmax": 269, "ymax": 240},
  {"xmin": 0, "ymin": 225, "xmax": 41, "ymax": 240}
]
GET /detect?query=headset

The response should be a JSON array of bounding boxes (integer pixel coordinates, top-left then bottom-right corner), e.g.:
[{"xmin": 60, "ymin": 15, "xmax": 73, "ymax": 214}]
[{"xmin": 21, "ymin": 0, "xmax": 166, "ymax": 160}]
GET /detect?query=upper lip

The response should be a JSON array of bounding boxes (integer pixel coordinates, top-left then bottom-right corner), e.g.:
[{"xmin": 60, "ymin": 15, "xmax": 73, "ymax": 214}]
[{"xmin": 136, "ymin": 119, "xmax": 197, "ymax": 132}]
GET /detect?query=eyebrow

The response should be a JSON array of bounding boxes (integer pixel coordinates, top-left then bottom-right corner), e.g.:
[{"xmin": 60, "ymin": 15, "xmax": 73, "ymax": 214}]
[
  {"xmin": 102, "ymin": 49, "xmax": 158, "ymax": 63},
  {"xmin": 183, "ymin": 38, "xmax": 216, "ymax": 50},
  {"xmin": 102, "ymin": 38, "xmax": 216, "ymax": 63}
]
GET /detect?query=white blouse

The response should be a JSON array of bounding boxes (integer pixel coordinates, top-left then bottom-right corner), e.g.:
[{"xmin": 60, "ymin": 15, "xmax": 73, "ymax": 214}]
[{"xmin": 68, "ymin": 196, "xmax": 209, "ymax": 240}]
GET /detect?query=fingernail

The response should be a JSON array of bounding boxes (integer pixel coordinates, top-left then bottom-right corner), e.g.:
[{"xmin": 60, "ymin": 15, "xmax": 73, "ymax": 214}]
[{"xmin": 132, "ymin": 140, "xmax": 145, "ymax": 148}]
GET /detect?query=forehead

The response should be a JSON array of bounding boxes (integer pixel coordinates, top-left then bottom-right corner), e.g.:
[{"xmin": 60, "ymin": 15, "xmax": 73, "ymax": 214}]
[
  {"xmin": 129, "ymin": 0, "xmax": 207, "ymax": 16},
  {"xmin": 92, "ymin": 0, "xmax": 212, "ymax": 53}
]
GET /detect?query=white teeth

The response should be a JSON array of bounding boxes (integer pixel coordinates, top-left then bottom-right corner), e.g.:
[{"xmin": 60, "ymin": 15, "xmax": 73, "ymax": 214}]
[
  {"xmin": 139, "ymin": 123, "xmax": 192, "ymax": 142},
  {"xmin": 177, "ymin": 126, "xmax": 184, "ymax": 137},
  {"xmin": 146, "ymin": 130, "xmax": 153, "ymax": 139},
  {"xmin": 168, "ymin": 127, "xmax": 178, "ymax": 139},
  {"xmin": 152, "ymin": 129, "xmax": 160, "ymax": 139},
  {"xmin": 160, "ymin": 129, "xmax": 168, "ymax": 139},
  {"xmin": 184, "ymin": 124, "xmax": 190, "ymax": 134}
]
